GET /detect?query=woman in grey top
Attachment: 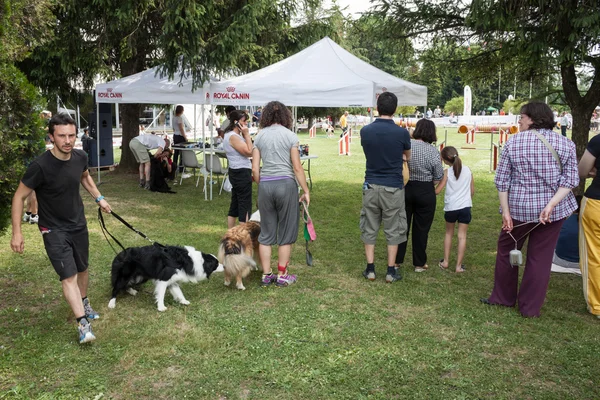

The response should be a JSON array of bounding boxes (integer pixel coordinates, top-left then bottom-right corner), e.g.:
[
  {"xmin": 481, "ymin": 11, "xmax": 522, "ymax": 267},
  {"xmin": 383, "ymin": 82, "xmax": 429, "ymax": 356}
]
[
  {"xmin": 396, "ymin": 119, "xmax": 444, "ymax": 272},
  {"xmin": 252, "ymin": 101, "xmax": 310, "ymax": 288}
]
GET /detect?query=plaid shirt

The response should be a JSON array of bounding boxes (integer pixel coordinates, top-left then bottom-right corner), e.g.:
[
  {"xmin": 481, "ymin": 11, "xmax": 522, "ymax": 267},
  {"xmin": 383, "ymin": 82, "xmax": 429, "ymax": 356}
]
[
  {"xmin": 407, "ymin": 139, "xmax": 444, "ymax": 182},
  {"xmin": 495, "ymin": 128, "xmax": 579, "ymax": 222}
]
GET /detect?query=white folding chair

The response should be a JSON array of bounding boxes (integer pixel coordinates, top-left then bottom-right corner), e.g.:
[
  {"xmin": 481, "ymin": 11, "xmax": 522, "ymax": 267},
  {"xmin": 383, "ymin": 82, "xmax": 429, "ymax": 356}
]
[
  {"xmin": 179, "ymin": 151, "xmax": 205, "ymax": 188},
  {"xmin": 204, "ymin": 153, "xmax": 229, "ymax": 195}
]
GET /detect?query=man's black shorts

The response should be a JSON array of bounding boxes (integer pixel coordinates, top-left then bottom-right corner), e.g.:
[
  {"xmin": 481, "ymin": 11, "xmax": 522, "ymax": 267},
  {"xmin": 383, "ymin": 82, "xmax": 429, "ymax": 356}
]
[
  {"xmin": 444, "ymin": 207, "xmax": 472, "ymax": 224},
  {"xmin": 42, "ymin": 226, "xmax": 89, "ymax": 281}
]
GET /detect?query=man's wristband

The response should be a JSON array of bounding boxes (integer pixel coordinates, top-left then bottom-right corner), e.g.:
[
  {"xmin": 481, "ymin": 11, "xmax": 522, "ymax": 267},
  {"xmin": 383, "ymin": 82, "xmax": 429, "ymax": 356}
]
[{"xmin": 95, "ymin": 195, "xmax": 105, "ymax": 203}]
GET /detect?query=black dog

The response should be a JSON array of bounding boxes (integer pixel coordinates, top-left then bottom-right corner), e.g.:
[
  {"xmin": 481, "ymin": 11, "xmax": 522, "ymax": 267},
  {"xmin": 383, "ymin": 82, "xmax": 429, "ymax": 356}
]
[
  {"xmin": 150, "ymin": 157, "xmax": 176, "ymax": 193},
  {"xmin": 107, "ymin": 245, "xmax": 223, "ymax": 312}
]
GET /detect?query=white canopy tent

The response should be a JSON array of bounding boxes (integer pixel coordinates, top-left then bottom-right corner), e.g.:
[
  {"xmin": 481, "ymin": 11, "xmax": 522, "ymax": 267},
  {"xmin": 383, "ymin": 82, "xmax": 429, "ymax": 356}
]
[
  {"xmin": 94, "ymin": 37, "xmax": 427, "ymax": 195},
  {"xmin": 209, "ymin": 37, "xmax": 427, "ymax": 107},
  {"xmin": 95, "ymin": 66, "xmax": 210, "ymax": 104},
  {"xmin": 94, "ymin": 67, "xmax": 214, "ymax": 191}
]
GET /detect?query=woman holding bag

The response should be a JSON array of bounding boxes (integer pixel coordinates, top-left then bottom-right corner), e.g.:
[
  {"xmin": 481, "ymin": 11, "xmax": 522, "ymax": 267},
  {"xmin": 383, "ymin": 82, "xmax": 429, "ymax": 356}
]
[
  {"xmin": 223, "ymin": 110, "xmax": 253, "ymax": 228},
  {"xmin": 481, "ymin": 102, "xmax": 579, "ymax": 317}
]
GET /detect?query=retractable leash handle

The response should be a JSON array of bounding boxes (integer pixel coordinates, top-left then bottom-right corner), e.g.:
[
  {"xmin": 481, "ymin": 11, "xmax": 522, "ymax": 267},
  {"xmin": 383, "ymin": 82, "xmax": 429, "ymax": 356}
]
[{"xmin": 506, "ymin": 220, "xmax": 542, "ymax": 266}]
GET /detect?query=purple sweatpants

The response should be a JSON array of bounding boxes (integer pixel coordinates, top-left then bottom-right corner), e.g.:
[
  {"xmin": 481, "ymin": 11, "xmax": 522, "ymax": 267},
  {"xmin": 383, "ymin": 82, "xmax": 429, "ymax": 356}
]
[{"xmin": 489, "ymin": 218, "xmax": 565, "ymax": 317}]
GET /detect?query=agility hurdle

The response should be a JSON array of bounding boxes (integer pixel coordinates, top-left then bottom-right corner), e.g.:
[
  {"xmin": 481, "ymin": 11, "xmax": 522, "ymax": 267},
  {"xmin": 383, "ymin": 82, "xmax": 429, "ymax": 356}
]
[
  {"xmin": 438, "ymin": 129, "xmax": 448, "ymax": 152},
  {"xmin": 309, "ymin": 124, "xmax": 317, "ymax": 138},
  {"xmin": 338, "ymin": 132, "xmax": 351, "ymax": 155}
]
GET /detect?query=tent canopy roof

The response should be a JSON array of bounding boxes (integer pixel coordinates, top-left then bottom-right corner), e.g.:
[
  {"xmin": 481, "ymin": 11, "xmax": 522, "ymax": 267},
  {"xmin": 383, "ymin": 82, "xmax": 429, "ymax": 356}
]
[
  {"xmin": 95, "ymin": 37, "xmax": 427, "ymax": 108},
  {"xmin": 210, "ymin": 37, "xmax": 426, "ymax": 107},
  {"xmin": 95, "ymin": 67, "xmax": 210, "ymax": 104}
]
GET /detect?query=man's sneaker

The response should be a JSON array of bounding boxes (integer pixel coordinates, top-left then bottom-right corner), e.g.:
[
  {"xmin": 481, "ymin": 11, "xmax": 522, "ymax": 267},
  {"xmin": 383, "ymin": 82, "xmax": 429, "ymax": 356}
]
[
  {"xmin": 78, "ymin": 320, "xmax": 96, "ymax": 344},
  {"xmin": 83, "ymin": 298, "xmax": 100, "ymax": 320},
  {"xmin": 29, "ymin": 214, "xmax": 39, "ymax": 224},
  {"xmin": 139, "ymin": 181, "xmax": 145, "ymax": 188},
  {"xmin": 276, "ymin": 273, "xmax": 297, "ymax": 287},
  {"xmin": 144, "ymin": 183, "xmax": 151, "ymax": 190},
  {"xmin": 386, "ymin": 269, "xmax": 402, "ymax": 283},
  {"xmin": 363, "ymin": 269, "xmax": 376, "ymax": 281},
  {"xmin": 22, "ymin": 213, "xmax": 30, "ymax": 223},
  {"xmin": 260, "ymin": 273, "xmax": 277, "ymax": 287}
]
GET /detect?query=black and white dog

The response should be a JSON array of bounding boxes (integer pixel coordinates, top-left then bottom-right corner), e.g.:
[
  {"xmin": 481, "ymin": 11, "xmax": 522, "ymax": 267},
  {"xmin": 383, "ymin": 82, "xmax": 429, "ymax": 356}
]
[{"xmin": 107, "ymin": 244, "xmax": 223, "ymax": 312}]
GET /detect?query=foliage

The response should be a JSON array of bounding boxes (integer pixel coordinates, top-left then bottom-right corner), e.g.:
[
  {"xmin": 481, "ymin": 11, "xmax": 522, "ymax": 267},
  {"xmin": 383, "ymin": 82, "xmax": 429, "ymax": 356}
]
[
  {"xmin": 396, "ymin": 105, "xmax": 417, "ymax": 116},
  {"xmin": 346, "ymin": 14, "xmax": 415, "ymax": 79},
  {"xmin": 20, "ymin": 0, "xmax": 339, "ymax": 171},
  {"xmin": 0, "ymin": 0, "xmax": 53, "ymax": 62},
  {"xmin": 2, "ymin": 131, "xmax": 600, "ymax": 398},
  {"xmin": 0, "ymin": 63, "xmax": 46, "ymax": 234},
  {"xmin": 503, "ymin": 98, "xmax": 525, "ymax": 115},
  {"xmin": 414, "ymin": 41, "xmax": 465, "ymax": 109},
  {"xmin": 0, "ymin": 0, "xmax": 50, "ymax": 234},
  {"xmin": 373, "ymin": 0, "xmax": 600, "ymax": 173},
  {"xmin": 444, "ymin": 96, "xmax": 464, "ymax": 115}
]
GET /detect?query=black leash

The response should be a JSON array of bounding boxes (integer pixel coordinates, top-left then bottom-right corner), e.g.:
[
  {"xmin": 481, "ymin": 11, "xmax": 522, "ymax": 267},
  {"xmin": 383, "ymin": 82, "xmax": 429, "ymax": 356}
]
[{"xmin": 98, "ymin": 208, "xmax": 165, "ymax": 254}]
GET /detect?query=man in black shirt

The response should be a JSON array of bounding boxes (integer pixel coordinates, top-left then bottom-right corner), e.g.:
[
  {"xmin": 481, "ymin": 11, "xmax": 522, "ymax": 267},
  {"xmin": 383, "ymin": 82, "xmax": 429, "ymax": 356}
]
[{"xmin": 10, "ymin": 114, "xmax": 112, "ymax": 344}]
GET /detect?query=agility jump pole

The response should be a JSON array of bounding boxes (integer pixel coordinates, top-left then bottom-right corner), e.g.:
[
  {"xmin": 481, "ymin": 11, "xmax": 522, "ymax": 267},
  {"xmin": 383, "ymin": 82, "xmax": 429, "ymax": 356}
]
[{"xmin": 338, "ymin": 132, "xmax": 350, "ymax": 156}]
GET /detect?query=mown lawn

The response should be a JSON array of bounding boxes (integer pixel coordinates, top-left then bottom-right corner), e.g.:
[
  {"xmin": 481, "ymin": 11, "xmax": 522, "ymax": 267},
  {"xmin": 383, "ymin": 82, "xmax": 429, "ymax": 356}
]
[{"xmin": 1, "ymin": 127, "xmax": 598, "ymax": 399}]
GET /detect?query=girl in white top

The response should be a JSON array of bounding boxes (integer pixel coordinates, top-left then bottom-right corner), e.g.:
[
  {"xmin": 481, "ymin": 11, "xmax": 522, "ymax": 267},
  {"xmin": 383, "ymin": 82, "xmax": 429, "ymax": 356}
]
[{"xmin": 436, "ymin": 146, "xmax": 474, "ymax": 273}]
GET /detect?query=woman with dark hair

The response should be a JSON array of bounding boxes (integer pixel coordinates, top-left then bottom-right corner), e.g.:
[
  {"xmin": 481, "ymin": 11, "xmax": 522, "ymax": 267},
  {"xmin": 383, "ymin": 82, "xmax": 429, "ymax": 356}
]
[
  {"xmin": 172, "ymin": 105, "xmax": 187, "ymax": 176},
  {"xmin": 481, "ymin": 101, "xmax": 579, "ymax": 317},
  {"xmin": 223, "ymin": 110, "xmax": 253, "ymax": 228},
  {"xmin": 396, "ymin": 118, "xmax": 444, "ymax": 272},
  {"xmin": 252, "ymin": 101, "xmax": 310, "ymax": 287}
]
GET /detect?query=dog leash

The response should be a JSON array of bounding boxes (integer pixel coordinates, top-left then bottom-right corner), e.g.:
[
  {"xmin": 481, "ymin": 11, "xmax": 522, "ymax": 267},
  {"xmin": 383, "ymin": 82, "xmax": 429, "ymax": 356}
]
[{"xmin": 98, "ymin": 208, "xmax": 164, "ymax": 255}]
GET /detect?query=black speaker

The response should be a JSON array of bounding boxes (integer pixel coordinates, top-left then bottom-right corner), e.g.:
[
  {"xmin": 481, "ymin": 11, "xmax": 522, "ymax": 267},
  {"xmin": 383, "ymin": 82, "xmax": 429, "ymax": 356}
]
[
  {"xmin": 88, "ymin": 138, "xmax": 114, "ymax": 167},
  {"xmin": 88, "ymin": 103, "xmax": 113, "ymax": 167}
]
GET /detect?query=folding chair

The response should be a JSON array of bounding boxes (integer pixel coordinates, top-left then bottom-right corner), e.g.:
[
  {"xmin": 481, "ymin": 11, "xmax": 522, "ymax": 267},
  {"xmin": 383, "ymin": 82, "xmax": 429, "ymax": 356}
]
[
  {"xmin": 179, "ymin": 151, "xmax": 206, "ymax": 188},
  {"xmin": 204, "ymin": 153, "xmax": 229, "ymax": 195}
]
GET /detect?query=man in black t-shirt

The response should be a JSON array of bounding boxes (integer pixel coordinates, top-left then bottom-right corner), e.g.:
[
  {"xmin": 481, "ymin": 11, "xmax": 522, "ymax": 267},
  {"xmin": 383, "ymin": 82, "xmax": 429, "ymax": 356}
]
[{"xmin": 10, "ymin": 114, "xmax": 112, "ymax": 344}]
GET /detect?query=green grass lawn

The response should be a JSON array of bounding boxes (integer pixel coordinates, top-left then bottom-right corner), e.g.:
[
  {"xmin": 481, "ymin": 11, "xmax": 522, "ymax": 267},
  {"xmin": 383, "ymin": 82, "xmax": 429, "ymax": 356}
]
[{"xmin": 1, "ymin": 128, "xmax": 599, "ymax": 399}]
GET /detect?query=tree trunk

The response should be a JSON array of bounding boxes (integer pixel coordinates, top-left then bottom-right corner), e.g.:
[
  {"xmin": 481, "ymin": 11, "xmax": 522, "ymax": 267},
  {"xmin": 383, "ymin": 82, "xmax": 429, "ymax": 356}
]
[
  {"xmin": 119, "ymin": 103, "xmax": 142, "ymax": 172},
  {"xmin": 561, "ymin": 62, "xmax": 600, "ymax": 195},
  {"xmin": 307, "ymin": 116, "xmax": 314, "ymax": 132},
  {"xmin": 117, "ymin": 56, "xmax": 146, "ymax": 172}
]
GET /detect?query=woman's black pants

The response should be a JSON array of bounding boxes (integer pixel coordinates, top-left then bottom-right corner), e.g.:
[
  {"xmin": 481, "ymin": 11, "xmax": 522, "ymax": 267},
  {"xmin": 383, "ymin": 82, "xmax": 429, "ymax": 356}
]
[{"xmin": 396, "ymin": 180, "xmax": 437, "ymax": 267}]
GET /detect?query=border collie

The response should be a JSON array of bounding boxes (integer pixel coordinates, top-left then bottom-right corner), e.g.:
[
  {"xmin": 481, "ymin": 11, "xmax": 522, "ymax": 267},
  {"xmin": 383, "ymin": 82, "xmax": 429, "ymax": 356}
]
[
  {"xmin": 107, "ymin": 245, "xmax": 222, "ymax": 312},
  {"xmin": 217, "ymin": 211, "xmax": 261, "ymax": 290}
]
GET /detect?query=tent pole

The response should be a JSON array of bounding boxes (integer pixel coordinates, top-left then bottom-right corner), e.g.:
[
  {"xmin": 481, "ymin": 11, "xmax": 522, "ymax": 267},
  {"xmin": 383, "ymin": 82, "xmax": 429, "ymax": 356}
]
[
  {"xmin": 194, "ymin": 104, "xmax": 197, "ymax": 141},
  {"xmin": 76, "ymin": 104, "xmax": 81, "ymax": 131},
  {"xmin": 209, "ymin": 104, "xmax": 213, "ymax": 201},
  {"xmin": 96, "ymin": 102, "xmax": 101, "ymax": 184},
  {"xmin": 201, "ymin": 105, "xmax": 205, "ymax": 145},
  {"xmin": 115, "ymin": 103, "xmax": 120, "ymax": 130}
]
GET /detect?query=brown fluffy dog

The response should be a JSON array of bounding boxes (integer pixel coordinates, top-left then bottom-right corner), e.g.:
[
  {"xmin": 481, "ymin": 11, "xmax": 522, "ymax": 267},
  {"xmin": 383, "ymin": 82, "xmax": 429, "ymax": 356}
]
[{"xmin": 217, "ymin": 211, "xmax": 261, "ymax": 290}]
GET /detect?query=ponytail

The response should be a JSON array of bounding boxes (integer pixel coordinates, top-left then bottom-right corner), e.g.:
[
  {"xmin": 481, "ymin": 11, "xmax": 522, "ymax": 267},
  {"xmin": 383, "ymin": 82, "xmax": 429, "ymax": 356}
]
[{"xmin": 441, "ymin": 146, "xmax": 462, "ymax": 179}]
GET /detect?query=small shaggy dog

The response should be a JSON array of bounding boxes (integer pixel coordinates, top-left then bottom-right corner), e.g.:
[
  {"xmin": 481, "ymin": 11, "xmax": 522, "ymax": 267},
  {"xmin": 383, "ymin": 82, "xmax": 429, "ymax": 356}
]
[
  {"xmin": 107, "ymin": 244, "xmax": 222, "ymax": 312},
  {"xmin": 217, "ymin": 211, "xmax": 261, "ymax": 290}
]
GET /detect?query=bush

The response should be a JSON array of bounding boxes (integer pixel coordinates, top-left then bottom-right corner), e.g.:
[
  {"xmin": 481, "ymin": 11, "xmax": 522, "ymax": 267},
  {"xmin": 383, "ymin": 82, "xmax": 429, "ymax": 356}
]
[
  {"xmin": 502, "ymin": 98, "xmax": 526, "ymax": 115},
  {"xmin": 0, "ymin": 63, "xmax": 46, "ymax": 234},
  {"xmin": 444, "ymin": 96, "xmax": 464, "ymax": 115}
]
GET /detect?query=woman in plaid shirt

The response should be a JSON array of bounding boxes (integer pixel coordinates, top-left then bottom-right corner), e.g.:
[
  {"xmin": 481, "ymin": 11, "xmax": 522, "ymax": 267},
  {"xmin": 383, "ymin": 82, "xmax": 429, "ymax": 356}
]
[
  {"xmin": 481, "ymin": 102, "xmax": 579, "ymax": 317},
  {"xmin": 395, "ymin": 119, "xmax": 444, "ymax": 272}
]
